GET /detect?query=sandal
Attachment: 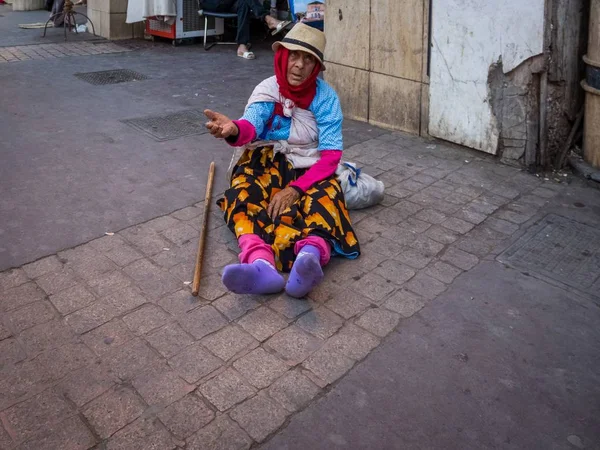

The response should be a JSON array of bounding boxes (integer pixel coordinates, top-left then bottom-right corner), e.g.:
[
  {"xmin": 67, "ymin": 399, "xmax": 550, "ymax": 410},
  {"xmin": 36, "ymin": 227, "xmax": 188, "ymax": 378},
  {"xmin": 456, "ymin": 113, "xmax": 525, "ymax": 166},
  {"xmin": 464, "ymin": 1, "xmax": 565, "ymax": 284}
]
[
  {"xmin": 271, "ymin": 20, "xmax": 291, "ymax": 36},
  {"xmin": 238, "ymin": 51, "xmax": 255, "ymax": 60}
]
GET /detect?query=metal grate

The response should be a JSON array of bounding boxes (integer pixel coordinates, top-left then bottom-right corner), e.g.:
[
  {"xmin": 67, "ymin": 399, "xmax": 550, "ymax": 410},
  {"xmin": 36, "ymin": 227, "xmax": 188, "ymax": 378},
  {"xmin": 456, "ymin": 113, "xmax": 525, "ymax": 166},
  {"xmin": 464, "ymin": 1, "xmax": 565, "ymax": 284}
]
[
  {"xmin": 122, "ymin": 109, "xmax": 208, "ymax": 141},
  {"xmin": 498, "ymin": 214, "xmax": 600, "ymax": 298},
  {"xmin": 183, "ymin": 0, "xmax": 204, "ymax": 32},
  {"xmin": 74, "ymin": 69, "xmax": 148, "ymax": 86}
]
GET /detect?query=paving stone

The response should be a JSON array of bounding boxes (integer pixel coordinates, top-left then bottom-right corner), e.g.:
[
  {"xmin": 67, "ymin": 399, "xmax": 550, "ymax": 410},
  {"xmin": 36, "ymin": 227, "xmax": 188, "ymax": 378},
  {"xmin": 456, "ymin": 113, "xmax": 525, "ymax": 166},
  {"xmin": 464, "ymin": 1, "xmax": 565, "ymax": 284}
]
[
  {"xmin": 157, "ymin": 289, "xmax": 204, "ymax": 316},
  {"xmin": 171, "ymin": 206, "xmax": 202, "ymax": 221},
  {"xmin": 0, "ymin": 322, "xmax": 12, "ymax": 340},
  {"xmin": 518, "ymin": 194, "xmax": 548, "ymax": 208},
  {"xmin": 105, "ymin": 416, "xmax": 176, "ymax": 450},
  {"xmin": 200, "ymin": 325, "xmax": 258, "ymax": 361},
  {"xmin": 88, "ymin": 271, "xmax": 132, "ymax": 298},
  {"xmin": 65, "ymin": 253, "xmax": 116, "ymax": 283},
  {"xmin": 233, "ymin": 347, "xmax": 289, "ymax": 389},
  {"xmin": 178, "ymin": 305, "xmax": 228, "ymax": 339},
  {"xmin": 6, "ymin": 301, "xmax": 55, "ymax": 332},
  {"xmin": 411, "ymin": 173, "xmax": 439, "ymax": 185},
  {"xmin": 484, "ymin": 217, "xmax": 520, "ymax": 235},
  {"xmin": 123, "ymin": 259, "xmax": 180, "ymax": 300},
  {"xmin": 445, "ymin": 192, "xmax": 474, "ymax": 205},
  {"xmin": 82, "ymin": 386, "xmax": 145, "ymax": 439},
  {"xmin": 199, "ymin": 369, "xmax": 256, "ymax": 411},
  {"xmin": 324, "ymin": 323, "xmax": 380, "ymax": 361},
  {"xmin": 306, "ymin": 280, "xmax": 338, "ymax": 303},
  {"xmin": 295, "ymin": 306, "xmax": 344, "ymax": 339},
  {"xmin": 454, "ymin": 185, "xmax": 484, "ymax": 199},
  {"xmin": 65, "ymin": 300, "xmax": 121, "ymax": 335},
  {"xmin": 0, "ymin": 422, "xmax": 12, "ymax": 449},
  {"xmin": 132, "ymin": 362, "xmax": 193, "ymax": 406},
  {"xmin": 441, "ymin": 247, "xmax": 480, "ymax": 271},
  {"xmin": 89, "ymin": 234, "xmax": 127, "ymax": 253},
  {"xmin": 409, "ymin": 235, "xmax": 446, "ymax": 256},
  {"xmin": 18, "ymin": 415, "xmax": 96, "ymax": 450},
  {"xmin": 325, "ymin": 289, "xmax": 372, "ymax": 319},
  {"xmin": 396, "ymin": 179, "xmax": 429, "ymax": 192},
  {"xmin": 453, "ymin": 208, "xmax": 488, "ymax": 225},
  {"xmin": 122, "ymin": 304, "xmax": 170, "ymax": 335},
  {"xmin": 56, "ymin": 365, "xmax": 115, "ymax": 408},
  {"xmin": 440, "ymin": 217, "xmax": 474, "ymax": 234},
  {"xmin": 20, "ymin": 319, "xmax": 75, "ymax": 355},
  {"xmin": 104, "ymin": 338, "xmax": 162, "ymax": 380},
  {"xmin": 400, "ymin": 217, "xmax": 431, "ymax": 233},
  {"xmin": 119, "ymin": 226, "xmax": 173, "ymax": 256},
  {"xmin": 406, "ymin": 272, "xmax": 448, "ymax": 300},
  {"xmin": 22, "ymin": 256, "xmax": 63, "ymax": 279},
  {"xmin": 237, "ymin": 307, "xmax": 289, "ymax": 342},
  {"xmin": 267, "ymin": 370, "xmax": 320, "ymax": 412},
  {"xmin": 35, "ymin": 342, "xmax": 97, "ymax": 380},
  {"xmin": 421, "ymin": 185, "xmax": 451, "ymax": 199},
  {"xmin": 371, "ymin": 207, "xmax": 404, "ymax": 226},
  {"xmin": 142, "ymin": 216, "xmax": 181, "ymax": 232},
  {"xmin": 3, "ymin": 389, "xmax": 73, "ymax": 442},
  {"xmin": 158, "ymin": 393, "xmax": 214, "ymax": 440},
  {"xmin": 268, "ymin": 294, "xmax": 314, "ymax": 318},
  {"xmin": 161, "ymin": 223, "xmax": 198, "ymax": 246},
  {"xmin": 355, "ymin": 307, "xmax": 401, "ymax": 337},
  {"xmin": 415, "ymin": 208, "xmax": 447, "ymax": 224},
  {"xmin": 81, "ymin": 319, "xmax": 134, "ymax": 356},
  {"xmin": 382, "ymin": 289, "xmax": 427, "ymax": 318},
  {"xmin": 373, "ymin": 260, "xmax": 416, "ymax": 285},
  {"xmin": 35, "ymin": 268, "xmax": 78, "ymax": 296},
  {"xmin": 455, "ymin": 236, "xmax": 499, "ymax": 258},
  {"xmin": 302, "ymin": 346, "xmax": 355, "ymax": 386},
  {"xmin": 229, "ymin": 393, "xmax": 289, "ymax": 442},
  {"xmin": 145, "ymin": 322, "xmax": 194, "ymax": 358},
  {"xmin": 194, "ymin": 274, "xmax": 228, "ymax": 301},
  {"xmin": 385, "ymin": 184, "xmax": 413, "ymax": 199},
  {"xmin": 431, "ymin": 199, "xmax": 462, "ymax": 215},
  {"xmin": 350, "ymin": 272, "xmax": 396, "ymax": 304},
  {"xmin": 49, "ymin": 284, "xmax": 97, "ymax": 315},
  {"xmin": 362, "ymin": 236, "xmax": 403, "ymax": 258},
  {"xmin": 425, "ymin": 261, "xmax": 463, "ymax": 284},
  {"xmin": 104, "ymin": 244, "xmax": 144, "ymax": 267},
  {"xmin": 0, "ymin": 283, "xmax": 46, "ymax": 311},
  {"xmin": 104, "ymin": 286, "xmax": 148, "ymax": 312},
  {"xmin": 468, "ymin": 198, "xmax": 501, "ymax": 215},
  {"xmin": 496, "ymin": 208, "xmax": 536, "ymax": 224},
  {"xmin": 186, "ymin": 416, "xmax": 252, "ymax": 450},
  {"xmin": 532, "ymin": 186, "xmax": 557, "ymax": 198},
  {"xmin": 0, "ymin": 268, "xmax": 29, "ymax": 292},
  {"xmin": 393, "ymin": 247, "xmax": 433, "ymax": 269},
  {"xmin": 168, "ymin": 342, "xmax": 223, "ymax": 383},
  {"xmin": 0, "ymin": 337, "xmax": 26, "ymax": 369},
  {"xmin": 266, "ymin": 325, "xmax": 324, "ymax": 366}
]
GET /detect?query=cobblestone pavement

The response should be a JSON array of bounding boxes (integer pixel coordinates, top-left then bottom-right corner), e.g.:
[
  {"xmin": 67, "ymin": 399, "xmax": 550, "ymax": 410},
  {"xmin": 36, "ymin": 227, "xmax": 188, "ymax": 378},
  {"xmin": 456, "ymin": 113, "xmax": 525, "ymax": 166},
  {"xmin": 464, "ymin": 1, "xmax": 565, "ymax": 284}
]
[
  {"xmin": 0, "ymin": 132, "xmax": 568, "ymax": 449},
  {"xmin": 0, "ymin": 42, "xmax": 131, "ymax": 62}
]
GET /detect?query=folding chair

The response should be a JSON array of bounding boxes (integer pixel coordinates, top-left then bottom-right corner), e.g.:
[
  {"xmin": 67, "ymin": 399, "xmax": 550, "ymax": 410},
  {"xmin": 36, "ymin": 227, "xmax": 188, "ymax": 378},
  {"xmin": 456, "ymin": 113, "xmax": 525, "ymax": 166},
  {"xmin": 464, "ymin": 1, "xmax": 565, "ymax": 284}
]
[{"xmin": 198, "ymin": 9, "xmax": 238, "ymax": 50}]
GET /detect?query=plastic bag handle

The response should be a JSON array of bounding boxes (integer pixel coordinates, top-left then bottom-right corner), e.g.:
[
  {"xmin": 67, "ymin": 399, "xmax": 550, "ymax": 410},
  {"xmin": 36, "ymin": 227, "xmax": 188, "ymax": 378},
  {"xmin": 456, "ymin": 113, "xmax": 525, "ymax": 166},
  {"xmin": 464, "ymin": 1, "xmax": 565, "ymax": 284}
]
[{"xmin": 343, "ymin": 163, "xmax": 361, "ymax": 187}]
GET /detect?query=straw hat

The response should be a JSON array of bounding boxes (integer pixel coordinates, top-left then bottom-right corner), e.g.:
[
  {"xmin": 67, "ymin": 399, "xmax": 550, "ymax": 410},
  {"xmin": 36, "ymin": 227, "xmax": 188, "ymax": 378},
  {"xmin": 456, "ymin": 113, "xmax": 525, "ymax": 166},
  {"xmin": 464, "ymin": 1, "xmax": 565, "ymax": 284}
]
[{"xmin": 272, "ymin": 23, "xmax": 326, "ymax": 69}]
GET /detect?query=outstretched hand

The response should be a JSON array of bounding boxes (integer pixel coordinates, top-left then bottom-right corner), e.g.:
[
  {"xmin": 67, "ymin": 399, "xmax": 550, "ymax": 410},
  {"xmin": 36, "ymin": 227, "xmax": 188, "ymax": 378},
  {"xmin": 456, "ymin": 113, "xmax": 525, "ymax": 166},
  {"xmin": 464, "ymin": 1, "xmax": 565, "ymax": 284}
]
[
  {"xmin": 204, "ymin": 109, "xmax": 238, "ymax": 139},
  {"xmin": 268, "ymin": 187, "xmax": 301, "ymax": 219}
]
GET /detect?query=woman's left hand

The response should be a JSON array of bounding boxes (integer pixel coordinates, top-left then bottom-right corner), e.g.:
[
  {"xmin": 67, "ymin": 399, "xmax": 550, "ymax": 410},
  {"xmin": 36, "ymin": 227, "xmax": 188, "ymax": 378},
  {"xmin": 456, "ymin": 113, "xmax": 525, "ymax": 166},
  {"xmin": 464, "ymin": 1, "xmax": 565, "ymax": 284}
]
[{"xmin": 268, "ymin": 187, "xmax": 301, "ymax": 219}]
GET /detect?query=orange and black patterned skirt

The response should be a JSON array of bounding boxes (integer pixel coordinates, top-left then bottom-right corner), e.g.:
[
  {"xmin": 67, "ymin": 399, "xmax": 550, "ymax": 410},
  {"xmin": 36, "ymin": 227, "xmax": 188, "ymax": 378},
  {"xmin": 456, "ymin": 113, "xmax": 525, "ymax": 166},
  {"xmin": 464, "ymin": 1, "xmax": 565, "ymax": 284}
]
[{"xmin": 217, "ymin": 146, "xmax": 360, "ymax": 272}]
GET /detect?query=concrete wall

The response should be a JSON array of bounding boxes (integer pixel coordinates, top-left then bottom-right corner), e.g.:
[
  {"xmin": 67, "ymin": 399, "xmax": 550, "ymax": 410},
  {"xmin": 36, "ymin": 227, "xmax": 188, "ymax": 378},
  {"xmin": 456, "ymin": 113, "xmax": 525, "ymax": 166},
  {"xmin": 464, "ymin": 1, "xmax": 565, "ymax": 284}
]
[
  {"xmin": 87, "ymin": 0, "xmax": 145, "ymax": 40},
  {"xmin": 428, "ymin": 0, "xmax": 545, "ymax": 155}
]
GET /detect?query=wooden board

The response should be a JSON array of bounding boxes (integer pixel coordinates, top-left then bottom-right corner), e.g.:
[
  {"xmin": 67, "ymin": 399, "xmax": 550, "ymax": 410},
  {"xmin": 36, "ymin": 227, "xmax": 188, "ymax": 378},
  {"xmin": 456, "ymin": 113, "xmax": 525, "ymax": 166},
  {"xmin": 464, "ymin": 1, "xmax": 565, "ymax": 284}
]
[
  {"xmin": 370, "ymin": 0, "xmax": 424, "ymax": 81},
  {"xmin": 324, "ymin": 0, "xmax": 370, "ymax": 70},
  {"xmin": 369, "ymin": 73, "xmax": 421, "ymax": 134},
  {"xmin": 324, "ymin": 63, "xmax": 369, "ymax": 122}
]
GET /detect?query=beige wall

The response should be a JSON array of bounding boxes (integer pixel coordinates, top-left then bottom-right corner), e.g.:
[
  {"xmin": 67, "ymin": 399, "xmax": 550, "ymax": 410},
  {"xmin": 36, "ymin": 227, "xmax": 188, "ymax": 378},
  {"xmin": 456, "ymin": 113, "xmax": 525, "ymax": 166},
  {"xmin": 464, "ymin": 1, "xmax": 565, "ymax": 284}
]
[
  {"xmin": 87, "ymin": 0, "xmax": 144, "ymax": 40},
  {"xmin": 324, "ymin": 0, "xmax": 429, "ymax": 136}
]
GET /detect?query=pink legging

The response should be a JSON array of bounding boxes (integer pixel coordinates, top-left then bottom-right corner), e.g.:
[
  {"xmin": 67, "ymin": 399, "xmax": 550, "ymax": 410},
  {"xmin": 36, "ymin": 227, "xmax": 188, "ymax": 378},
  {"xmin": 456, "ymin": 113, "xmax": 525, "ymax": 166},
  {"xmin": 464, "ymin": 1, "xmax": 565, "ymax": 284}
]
[{"xmin": 238, "ymin": 234, "xmax": 331, "ymax": 267}]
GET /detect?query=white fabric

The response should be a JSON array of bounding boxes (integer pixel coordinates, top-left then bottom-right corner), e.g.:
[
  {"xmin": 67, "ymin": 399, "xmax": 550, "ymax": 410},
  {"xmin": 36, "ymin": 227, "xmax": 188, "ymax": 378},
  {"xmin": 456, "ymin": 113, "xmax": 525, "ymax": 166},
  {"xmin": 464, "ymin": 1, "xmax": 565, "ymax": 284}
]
[{"xmin": 126, "ymin": 0, "xmax": 176, "ymax": 24}]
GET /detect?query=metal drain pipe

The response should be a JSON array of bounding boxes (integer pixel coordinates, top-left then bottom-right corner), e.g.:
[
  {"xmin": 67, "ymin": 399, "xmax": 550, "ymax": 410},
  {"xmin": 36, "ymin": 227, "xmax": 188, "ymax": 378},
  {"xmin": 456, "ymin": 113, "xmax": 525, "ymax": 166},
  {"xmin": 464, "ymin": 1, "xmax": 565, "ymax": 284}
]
[{"xmin": 583, "ymin": 0, "xmax": 600, "ymax": 168}]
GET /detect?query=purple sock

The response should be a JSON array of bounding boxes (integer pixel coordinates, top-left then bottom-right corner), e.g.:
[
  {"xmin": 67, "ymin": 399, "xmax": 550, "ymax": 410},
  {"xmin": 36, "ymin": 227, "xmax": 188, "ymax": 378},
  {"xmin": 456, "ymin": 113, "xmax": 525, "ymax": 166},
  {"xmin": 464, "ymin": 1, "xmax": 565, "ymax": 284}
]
[
  {"xmin": 222, "ymin": 260, "xmax": 285, "ymax": 295},
  {"xmin": 285, "ymin": 245, "xmax": 324, "ymax": 298}
]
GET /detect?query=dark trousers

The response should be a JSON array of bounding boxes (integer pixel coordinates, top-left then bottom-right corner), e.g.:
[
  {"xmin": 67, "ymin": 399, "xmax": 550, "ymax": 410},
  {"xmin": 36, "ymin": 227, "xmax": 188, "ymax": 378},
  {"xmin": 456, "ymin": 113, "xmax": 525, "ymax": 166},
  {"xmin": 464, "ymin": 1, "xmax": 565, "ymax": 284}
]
[{"xmin": 202, "ymin": 0, "xmax": 266, "ymax": 45}]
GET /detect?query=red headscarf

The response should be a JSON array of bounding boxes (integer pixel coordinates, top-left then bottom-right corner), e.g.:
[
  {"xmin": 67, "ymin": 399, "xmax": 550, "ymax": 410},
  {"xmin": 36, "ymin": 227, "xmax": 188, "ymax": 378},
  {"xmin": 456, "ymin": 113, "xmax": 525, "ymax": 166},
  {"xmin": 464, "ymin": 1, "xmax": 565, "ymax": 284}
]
[{"xmin": 274, "ymin": 47, "xmax": 321, "ymax": 110}]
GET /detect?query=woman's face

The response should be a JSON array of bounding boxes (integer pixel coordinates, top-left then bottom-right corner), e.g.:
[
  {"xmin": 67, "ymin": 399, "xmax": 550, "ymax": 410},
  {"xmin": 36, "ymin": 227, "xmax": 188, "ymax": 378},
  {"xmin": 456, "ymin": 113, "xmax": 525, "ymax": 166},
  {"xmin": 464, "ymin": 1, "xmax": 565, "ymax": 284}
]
[{"xmin": 287, "ymin": 50, "xmax": 318, "ymax": 86}]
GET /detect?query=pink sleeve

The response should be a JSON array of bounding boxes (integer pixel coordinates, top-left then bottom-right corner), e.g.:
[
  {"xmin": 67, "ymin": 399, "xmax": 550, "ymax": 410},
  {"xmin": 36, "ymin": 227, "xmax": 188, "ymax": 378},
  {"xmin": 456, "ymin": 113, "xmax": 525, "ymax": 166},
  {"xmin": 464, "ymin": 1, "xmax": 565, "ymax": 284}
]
[
  {"xmin": 290, "ymin": 150, "xmax": 342, "ymax": 193},
  {"xmin": 225, "ymin": 119, "xmax": 257, "ymax": 147}
]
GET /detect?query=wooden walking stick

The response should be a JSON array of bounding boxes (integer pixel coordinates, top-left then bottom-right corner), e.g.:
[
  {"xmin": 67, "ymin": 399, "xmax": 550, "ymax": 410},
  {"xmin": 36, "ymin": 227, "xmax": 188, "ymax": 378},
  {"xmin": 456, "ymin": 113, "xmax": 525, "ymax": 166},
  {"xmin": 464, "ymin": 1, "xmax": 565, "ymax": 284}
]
[{"xmin": 192, "ymin": 162, "xmax": 216, "ymax": 296}]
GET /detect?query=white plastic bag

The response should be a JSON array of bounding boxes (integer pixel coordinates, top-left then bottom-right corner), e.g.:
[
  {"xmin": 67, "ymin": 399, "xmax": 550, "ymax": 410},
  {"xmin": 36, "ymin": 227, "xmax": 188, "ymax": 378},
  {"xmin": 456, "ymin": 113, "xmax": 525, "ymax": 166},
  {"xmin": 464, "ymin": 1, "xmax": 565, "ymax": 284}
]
[{"xmin": 336, "ymin": 162, "xmax": 385, "ymax": 210}]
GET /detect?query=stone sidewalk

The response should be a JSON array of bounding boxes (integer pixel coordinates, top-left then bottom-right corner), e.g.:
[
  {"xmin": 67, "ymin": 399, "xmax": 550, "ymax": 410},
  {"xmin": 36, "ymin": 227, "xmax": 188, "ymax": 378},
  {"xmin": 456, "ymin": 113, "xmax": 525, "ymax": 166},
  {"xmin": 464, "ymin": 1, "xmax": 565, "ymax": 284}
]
[{"xmin": 0, "ymin": 133, "xmax": 566, "ymax": 449}]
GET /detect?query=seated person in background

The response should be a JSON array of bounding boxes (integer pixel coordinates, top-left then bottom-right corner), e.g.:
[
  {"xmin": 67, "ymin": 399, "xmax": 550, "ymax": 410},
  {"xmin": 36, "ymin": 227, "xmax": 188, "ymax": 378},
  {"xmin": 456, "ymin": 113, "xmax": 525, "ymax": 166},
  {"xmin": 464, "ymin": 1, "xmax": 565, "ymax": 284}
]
[{"xmin": 202, "ymin": 0, "xmax": 290, "ymax": 59}]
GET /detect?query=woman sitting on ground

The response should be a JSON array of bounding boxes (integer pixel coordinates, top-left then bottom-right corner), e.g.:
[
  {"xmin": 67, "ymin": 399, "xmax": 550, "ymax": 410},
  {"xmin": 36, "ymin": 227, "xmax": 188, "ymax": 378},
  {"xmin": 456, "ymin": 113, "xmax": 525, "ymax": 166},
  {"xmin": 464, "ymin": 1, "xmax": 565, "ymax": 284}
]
[{"xmin": 204, "ymin": 23, "xmax": 360, "ymax": 298}]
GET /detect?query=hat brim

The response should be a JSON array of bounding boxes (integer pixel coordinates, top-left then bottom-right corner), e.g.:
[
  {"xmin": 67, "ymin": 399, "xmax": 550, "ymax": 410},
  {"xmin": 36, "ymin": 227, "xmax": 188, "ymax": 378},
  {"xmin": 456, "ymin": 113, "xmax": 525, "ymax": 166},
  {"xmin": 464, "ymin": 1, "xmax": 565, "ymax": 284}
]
[{"xmin": 272, "ymin": 41, "xmax": 326, "ymax": 71}]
